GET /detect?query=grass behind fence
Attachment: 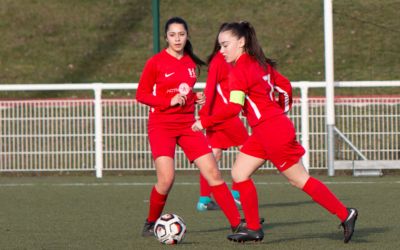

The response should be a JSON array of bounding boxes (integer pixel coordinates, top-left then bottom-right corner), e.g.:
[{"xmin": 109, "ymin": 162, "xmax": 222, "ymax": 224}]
[{"xmin": 1, "ymin": 174, "xmax": 399, "ymax": 249}]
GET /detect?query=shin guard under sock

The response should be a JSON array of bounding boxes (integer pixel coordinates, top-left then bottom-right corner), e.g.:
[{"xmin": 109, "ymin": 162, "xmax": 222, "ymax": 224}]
[
  {"xmin": 210, "ymin": 182, "xmax": 241, "ymax": 227},
  {"xmin": 236, "ymin": 179, "xmax": 261, "ymax": 230},
  {"xmin": 302, "ymin": 177, "xmax": 348, "ymax": 221},
  {"xmin": 147, "ymin": 186, "xmax": 168, "ymax": 222}
]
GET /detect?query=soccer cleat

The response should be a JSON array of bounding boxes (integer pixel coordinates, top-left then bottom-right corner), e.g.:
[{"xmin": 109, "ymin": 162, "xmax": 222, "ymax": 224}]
[
  {"xmin": 232, "ymin": 218, "xmax": 265, "ymax": 233},
  {"xmin": 142, "ymin": 219, "xmax": 155, "ymax": 237},
  {"xmin": 231, "ymin": 221, "xmax": 246, "ymax": 233},
  {"xmin": 340, "ymin": 208, "xmax": 358, "ymax": 243},
  {"xmin": 196, "ymin": 200, "xmax": 220, "ymax": 211},
  {"xmin": 227, "ymin": 227, "xmax": 264, "ymax": 243}
]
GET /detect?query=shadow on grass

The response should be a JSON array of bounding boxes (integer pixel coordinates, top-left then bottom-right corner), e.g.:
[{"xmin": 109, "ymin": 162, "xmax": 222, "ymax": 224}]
[
  {"xmin": 259, "ymin": 200, "xmax": 314, "ymax": 208},
  {"xmin": 262, "ymin": 226, "xmax": 389, "ymax": 245},
  {"xmin": 191, "ymin": 219, "xmax": 321, "ymax": 234}
]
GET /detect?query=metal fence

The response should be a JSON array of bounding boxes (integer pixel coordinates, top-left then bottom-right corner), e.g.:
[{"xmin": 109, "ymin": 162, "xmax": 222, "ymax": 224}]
[{"xmin": 0, "ymin": 82, "xmax": 399, "ymax": 176}]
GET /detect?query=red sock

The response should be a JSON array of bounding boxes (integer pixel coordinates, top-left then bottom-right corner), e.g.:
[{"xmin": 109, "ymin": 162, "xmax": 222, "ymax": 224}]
[
  {"xmin": 236, "ymin": 179, "xmax": 261, "ymax": 230},
  {"xmin": 147, "ymin": 186, "xmax": 168, "ymax": 222},
  {"xmin": 210, "ymin": 182, "xmax": 241, "ymax": 227},
  {"xmin": 199, "ymin": 173, "xmax": 212, "ymax": 197},
  {"xmin": 231, "ymin": 181, "xmax": 238, "ymax": 192},
  {"xmin": 302, "ymin": 177, "xmax": 348, "ymax": 221}
]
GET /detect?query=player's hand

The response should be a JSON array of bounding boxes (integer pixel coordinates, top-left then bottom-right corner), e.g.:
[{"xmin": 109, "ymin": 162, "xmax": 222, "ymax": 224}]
[
  {"xmin": 195, "ymin": 92, "xmax": 205, "ymax": 105},
  {"xmin": 191, "ymin": 120, "xmax": 204, "ymax": 132},
  {"xmin": 171, "ymin": 94, "xmax": 187, "ymax": 106}
]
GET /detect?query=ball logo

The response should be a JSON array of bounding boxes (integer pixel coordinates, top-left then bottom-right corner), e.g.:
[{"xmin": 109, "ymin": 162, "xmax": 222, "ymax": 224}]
[{"xmin": 178, "ymin": 83, "xmax": 190, "ymax": 95}]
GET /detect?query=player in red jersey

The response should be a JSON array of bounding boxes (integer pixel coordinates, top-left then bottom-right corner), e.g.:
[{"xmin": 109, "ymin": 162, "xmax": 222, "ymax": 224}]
[
  {"xmin": 196, "ymin": 44, "xmax": 249, "ymax": 211},
  {"xmin": 192, "ymin": 21, "xmax": 358, "ymax": 243},
  {"xmin": 136, "ymin": 17, "xmax": 241, "ymax": 238}
]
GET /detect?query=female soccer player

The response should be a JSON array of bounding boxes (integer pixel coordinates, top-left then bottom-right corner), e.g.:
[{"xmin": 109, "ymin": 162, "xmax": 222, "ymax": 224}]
[
  {"xmin": 135, "ymin": 17, "xmax": 241, "ymax": 238},
  {"xmin": 192, "ymin": 21, "xmax": 358, "ymax": 243},
  {"xmin": 196, "ymin": 30, "xmax": 249, "ymax": 211}
]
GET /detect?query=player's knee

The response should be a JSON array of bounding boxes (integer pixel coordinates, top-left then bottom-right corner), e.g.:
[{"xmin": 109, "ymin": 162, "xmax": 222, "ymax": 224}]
[
  {"xmin": 231, "ymin": 169, "xmax": 247, "ymax": 183},
  {"xmin": 287, "ymin": 178, "xmax": 303, "ymax": 189},
  {"xmin": 157, "ymin": 176, "xmax": 175, "ymax": 193},
  {"xmin": 213, "ymin": 151, "xmax": 222, "ymax": 162}
]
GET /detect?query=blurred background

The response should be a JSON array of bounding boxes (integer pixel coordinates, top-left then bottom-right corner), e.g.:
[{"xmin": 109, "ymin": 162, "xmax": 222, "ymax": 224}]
[{"xmin": 0, "ymin": 0, "xmax": 399, "ymax": 98}]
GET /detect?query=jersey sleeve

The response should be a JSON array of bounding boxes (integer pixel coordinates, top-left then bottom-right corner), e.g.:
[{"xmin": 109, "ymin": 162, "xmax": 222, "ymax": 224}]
[
  {"xmin": 135, "ymin": 58, "xmax": 171, "ymax": 108},
  {"xmin": 200, "ymin": 67, "xmax": 244, "ymax": 128},
  {"xmin": 272, "ymin": 67, "xmax": 292, "ymax": 112},
  {"xmin": 200, "ymin": 102, "xmax": 242, "ymax": 128},
  {"xmin": 198, "ymin": 59, "xmax": 219, "ymax": 117}
]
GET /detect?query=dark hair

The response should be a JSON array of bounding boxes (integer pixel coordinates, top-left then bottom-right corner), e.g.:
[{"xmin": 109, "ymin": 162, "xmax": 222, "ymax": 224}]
[
  {"xmin": 164, "ymin": 17, "xmax": 206, "ymax": 68},
  {"xmin": 219, "ymin": 21, "xmax": 276, "ymax": 69},
  {"xmin": 207, "ymin": 23, "xmax": 229, "ymax": 64}
]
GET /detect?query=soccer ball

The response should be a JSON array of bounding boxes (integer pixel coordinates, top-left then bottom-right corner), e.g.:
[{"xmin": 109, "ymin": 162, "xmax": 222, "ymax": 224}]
[{"xmin": 154, "ymin": 213, "xmax": 186, "ymax": 245}]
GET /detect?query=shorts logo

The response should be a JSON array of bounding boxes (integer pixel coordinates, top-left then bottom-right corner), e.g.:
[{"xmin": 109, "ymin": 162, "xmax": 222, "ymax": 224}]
[
  {"xmin": 188, "ymin": 68, "xmax": 196, "ymax": 78},
  {"xmin": 178, "ymin": 83, "xmax": 190, "ymax": 95}
]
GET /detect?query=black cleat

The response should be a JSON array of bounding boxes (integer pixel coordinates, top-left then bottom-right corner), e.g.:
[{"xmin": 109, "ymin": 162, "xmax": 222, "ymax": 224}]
[
  {"xmin": 227, "ymin": 227, "xmax": 264, "ymax": 243},
  {"xmin": 142, "ymin": 219, "xmax": 155, "ymax": 237},
  {"xmin": 231, "ymin": 221, "xmax": 246, "ymax": 233},
  {"xmin": 206, "ymin": 200, "xmax": 220, "ymax": 210},
  {"xmin": 232, "ymin": 217, "xmax": 265, "ymax": 233},
  {"xmin": 340, "ymin": 208, "xmax": 358, "ymax": 243}
]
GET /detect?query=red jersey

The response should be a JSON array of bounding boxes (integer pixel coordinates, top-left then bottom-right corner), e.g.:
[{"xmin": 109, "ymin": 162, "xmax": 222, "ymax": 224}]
[
  {"xmin": 229, "ymin": 53, "xmax": 292, "ymax": 127},
  {"xmin": 199, "ymin": 52, "xmax": 238, "ymax": 130},
  {"xmin": 201, "ymin": 53, "xmax": 292, "ymax": 128},
  {"xmin": 135, "ymin": 49, "xmax": 198, "ymax": 125}
]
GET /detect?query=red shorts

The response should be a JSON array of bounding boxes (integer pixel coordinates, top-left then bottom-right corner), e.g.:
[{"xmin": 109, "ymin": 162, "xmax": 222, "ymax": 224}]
[
  {"xmin": 240, "ymin": 115, "xmax": 305, "ymax": 172},
  {"xmin": 148, "ymin": 123, "xmax": 212, "ymax": 162},
  {"xmin": 206, "ymin": 117, "xmax": 249, "ymax": 149}
]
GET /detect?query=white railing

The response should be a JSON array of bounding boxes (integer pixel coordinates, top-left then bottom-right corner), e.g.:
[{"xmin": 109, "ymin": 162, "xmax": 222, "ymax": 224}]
[{"xmin": 0, "ymin": 81, "xmax": 399, "ymax": 177}]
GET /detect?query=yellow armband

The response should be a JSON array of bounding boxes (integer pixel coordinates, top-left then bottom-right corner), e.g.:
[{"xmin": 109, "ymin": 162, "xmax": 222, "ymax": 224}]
[{"xmin": 230, "ymin": 90, "xmax": 245, "ymax": 105}]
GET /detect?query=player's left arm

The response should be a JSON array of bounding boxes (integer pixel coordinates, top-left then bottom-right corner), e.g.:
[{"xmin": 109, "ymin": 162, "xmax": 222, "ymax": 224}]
[{"xmin": 272, "ymin": 67, "xmax": 292, "ymax": 113}]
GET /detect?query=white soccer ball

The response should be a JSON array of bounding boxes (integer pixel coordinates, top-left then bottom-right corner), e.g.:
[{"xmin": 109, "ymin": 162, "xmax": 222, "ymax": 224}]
[{"xmin": 154, "ymin": 213, "xmax": 186, "ymax": 245}]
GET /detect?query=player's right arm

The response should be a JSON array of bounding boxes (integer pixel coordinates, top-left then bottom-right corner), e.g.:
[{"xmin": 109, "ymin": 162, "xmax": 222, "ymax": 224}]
[
  {"xmin": 135, "ymin": 58, "xmax": 172, "ymax": 109},
  {"xmin": 199, "ymin": 67, "xmax": 245, "ymax": 129},
  {"xmin": 198, "ymin": 58, "xmax": 219, "ymax": 117}
]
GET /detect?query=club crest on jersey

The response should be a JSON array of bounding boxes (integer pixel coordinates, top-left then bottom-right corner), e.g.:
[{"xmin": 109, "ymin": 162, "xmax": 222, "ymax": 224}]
[
  {"xmin": 188, "ymin": 68, "xmax": 196, "ymax": 78},
  {"xmin": 178, "ymin": 83, "xmax": 190, "ymax": 95}
]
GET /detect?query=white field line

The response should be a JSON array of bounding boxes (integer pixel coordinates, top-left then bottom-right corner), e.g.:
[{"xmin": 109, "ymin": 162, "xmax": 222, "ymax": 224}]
[{"xmin": 0, "ymin": 180, "xmax": 400, "ymax": 187}]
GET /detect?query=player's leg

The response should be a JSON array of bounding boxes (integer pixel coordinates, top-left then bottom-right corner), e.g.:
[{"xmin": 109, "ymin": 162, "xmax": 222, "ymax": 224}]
[
  {"xmin": 231, "ymin": 145, "xmax": 243, "ymax": 207},
  {"xmin": 142, "ymin": 156, "xmax": 175, "ymax": 236},
  {"xmin": 223, "ymin": 118, "xmax": 249, "ymax": 207},
  {"xmin": 194, "ymin": 153, "xmax": 241, "ymax": 229},
  {"xmin": 179, "ymin": 129, "xmax": 241, "ymax": 230},
  {"xmin": 227, "ymin": 152, "xmax": 265, "ymax": 242},
  {"xmin": 197, "ymin": 147, "xmax": 222, "ymax": 211},
  {"xmin": 142, "ymin": 126, "xmax": 176, "ymax": 237},
  {"xmin": 281, "ymin": 161, "xmax": 358, "ymax": 243}
]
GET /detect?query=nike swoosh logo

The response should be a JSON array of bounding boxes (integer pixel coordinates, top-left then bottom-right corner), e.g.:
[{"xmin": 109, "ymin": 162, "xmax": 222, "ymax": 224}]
[{"xmin": 165, "ymin": 72, "xmax": 175, "ymax": 77}]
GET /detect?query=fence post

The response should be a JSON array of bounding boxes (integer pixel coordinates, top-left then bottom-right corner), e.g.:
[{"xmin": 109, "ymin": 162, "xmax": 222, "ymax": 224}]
[{"xmin": 94, "ymin": 84, "xmax": 103, "ymax": 178}]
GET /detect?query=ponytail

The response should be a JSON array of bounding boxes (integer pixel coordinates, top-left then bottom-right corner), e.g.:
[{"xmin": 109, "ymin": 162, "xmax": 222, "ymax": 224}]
[
  {"xmin": 220, "ymin": 21, "xmax": 276, "ymax": 69},
  {"xmin": 184, "ymin": 40, "xmax": 206, "ymax": 67}
]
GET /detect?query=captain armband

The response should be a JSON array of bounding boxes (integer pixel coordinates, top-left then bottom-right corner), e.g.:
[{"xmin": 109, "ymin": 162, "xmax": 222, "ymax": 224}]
[{"xmin": 229, "ymin": 90, "xmax": 245, "ymax": 106}]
